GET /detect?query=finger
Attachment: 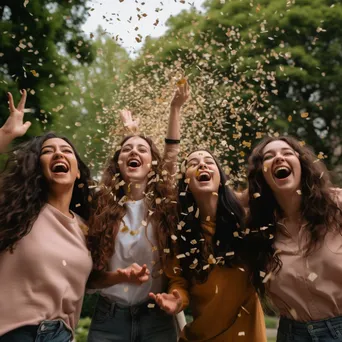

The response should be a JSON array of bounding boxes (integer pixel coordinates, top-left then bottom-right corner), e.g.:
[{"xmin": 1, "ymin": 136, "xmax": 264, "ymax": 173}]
[
  {"xmin": 17, "ymin": 89, "xmax": 27, "ymax": 112},
  {"xmin": 22, "ymin": 121, "xmax": 31, "ymax": 133},
  {"xmin": 172, "ymin": 290, "xmax": 181, "ymax": 299},
  {"xmin": 149, "ymin": 292, "xmax": 157, "ymax": 301},
  {"xmin": 7, "ymin": 92, "xmax": 16, "ymax": 113},
  {"xmin": 137, "ymin": 264, "xmax": 147, "ymax": 276}
]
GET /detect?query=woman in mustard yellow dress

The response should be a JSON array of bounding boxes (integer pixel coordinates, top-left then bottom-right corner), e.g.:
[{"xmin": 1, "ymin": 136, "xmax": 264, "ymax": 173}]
[{"xmin": 150, "ymin": 150, "xmax": 266, "ymax": 342}]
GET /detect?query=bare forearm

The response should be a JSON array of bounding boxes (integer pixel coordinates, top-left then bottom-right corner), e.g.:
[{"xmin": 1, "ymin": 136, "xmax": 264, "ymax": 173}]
[
  {"xmin": 0, "ymin": 129, "xmax": 15, "ymax": 153},
  {"xmin": 166, "ymin": 105, "xmax": 181, "ymax": 140},
  {"xmin": 87, "ymin": 270, "xmax": 124, "ymax": 289}
]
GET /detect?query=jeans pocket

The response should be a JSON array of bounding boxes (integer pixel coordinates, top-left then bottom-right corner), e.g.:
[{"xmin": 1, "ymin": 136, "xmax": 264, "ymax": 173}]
[{"xmin": 36, "ymin": 321, "xmax": 72, "ymax": 342}]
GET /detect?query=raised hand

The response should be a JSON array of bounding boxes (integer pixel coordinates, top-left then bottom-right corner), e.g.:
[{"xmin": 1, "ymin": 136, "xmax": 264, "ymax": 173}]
[
  {"xmin": 117, "ymin": 263, "xmax": 150, "ymax": 285},
  {"xmin": 149, "ymin": 289, "xmax": 183, "ymax": 315},
  {"xmin": 119, "ymin": 109, "xmax": 140, "ymax": 134},
  {"xmin": 2, "ymin": 90, "xmax": 31, "ymax": 139},
  {"xmin": 171, "ymin": 80, "xmax": 190, "ymax": 108}
]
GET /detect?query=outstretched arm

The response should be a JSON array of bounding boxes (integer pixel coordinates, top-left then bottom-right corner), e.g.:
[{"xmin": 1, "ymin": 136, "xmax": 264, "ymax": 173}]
[
  {"xmin": 0, "ymin": 90, "xmax": 31, "ymax": 153},
  {"xmin": 164, "ymin": 80, "xmax": 190, "ymax": 175},
  {"xmin": 87, "ymin": 263, "xmax": 150, "ymax": 289}
]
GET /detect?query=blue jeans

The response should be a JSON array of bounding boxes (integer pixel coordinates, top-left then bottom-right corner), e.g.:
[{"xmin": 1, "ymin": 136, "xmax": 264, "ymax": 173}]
[
  {"xmin": 277, "ymin": 316, "xmax": 342, "ymax": 342},
  {"xmin": 87, "ymin": 295, "xmax": 177, "ymax": 342},
  {"xmin": 0, "ymin": 319, "xmax": 72, "ymax": 342}
]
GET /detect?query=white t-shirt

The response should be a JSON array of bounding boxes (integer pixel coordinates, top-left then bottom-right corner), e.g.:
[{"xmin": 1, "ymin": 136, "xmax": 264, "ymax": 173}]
[{"xmin": 99, "ymin": 199, "xmax": 165, "ymax": 305}]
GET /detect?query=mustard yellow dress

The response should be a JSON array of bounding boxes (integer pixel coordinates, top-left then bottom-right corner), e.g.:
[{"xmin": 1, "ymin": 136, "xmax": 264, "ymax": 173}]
[{"xmin": 167, "ymin": 222, "xmax": 266, "ymax": 342}]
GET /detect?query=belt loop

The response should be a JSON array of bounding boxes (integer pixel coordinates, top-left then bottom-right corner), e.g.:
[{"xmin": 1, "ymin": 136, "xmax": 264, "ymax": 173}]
[{"xmin": 326, "ymin": 320, "xmax": 338, "ymax": 339}]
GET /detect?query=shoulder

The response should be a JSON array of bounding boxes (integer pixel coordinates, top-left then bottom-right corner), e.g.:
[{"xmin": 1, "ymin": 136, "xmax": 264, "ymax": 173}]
[
  {"xmin": 74, "ymin": 213, "xmax": 89, "ymax": 236},
  {"xmin": 330, "ymin": 188, "xmax": 342, "ymax": 209}
]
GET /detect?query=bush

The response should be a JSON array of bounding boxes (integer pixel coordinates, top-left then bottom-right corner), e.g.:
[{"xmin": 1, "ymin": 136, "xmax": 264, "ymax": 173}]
[{"xmin": 75, "ymin": 317, "xmax": 91, "ymax": 342}]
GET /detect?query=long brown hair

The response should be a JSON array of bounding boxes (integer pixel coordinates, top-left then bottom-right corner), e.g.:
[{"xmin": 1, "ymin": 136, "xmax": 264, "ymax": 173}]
[
  {"xmin": 246, "ymin": 135, "xmax": 342, "ymax": 296},
  {"xmin": 87, "ymin": 135, "xmax": 177, "ymax": 271},
  {"xmin": 175, "ymin": 150, "xmax": 246, "ymax": 283},
  {"xmin": 0, "ymin": 132, "xmax": 92, "ymax": 254}
]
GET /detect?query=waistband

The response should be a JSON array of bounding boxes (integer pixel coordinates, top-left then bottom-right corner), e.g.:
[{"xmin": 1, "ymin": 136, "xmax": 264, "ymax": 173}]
[
  {"xmin": 98, "ymin": 295, "xmax": 163, "ymax": 316},
  {"xmin": 279, "ymin": 316, "xmax": 342, "ymax": 337}
]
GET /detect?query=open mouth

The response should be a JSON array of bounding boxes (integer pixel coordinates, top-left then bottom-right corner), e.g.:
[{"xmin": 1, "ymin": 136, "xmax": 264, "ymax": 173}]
[
  {"xmin": 196, "ymin": 171, "xmax": 211, "ymax": 182},
  {"xmin": 273, "ymin": 166, "xmax": 291, "ymax": 179},
  {"xmin": 51, "ymin": 162, "xmax": 69, "ymax": 173},
  {"xmin": 127, "ymin": 159, "xmax": 141, "ymax": 168}
]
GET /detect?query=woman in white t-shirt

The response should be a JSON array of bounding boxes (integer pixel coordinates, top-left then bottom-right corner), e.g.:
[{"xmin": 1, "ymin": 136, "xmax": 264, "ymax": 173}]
[{"xmin": 86, "ymin": 83, "xmax": 189, "ymax": 342}]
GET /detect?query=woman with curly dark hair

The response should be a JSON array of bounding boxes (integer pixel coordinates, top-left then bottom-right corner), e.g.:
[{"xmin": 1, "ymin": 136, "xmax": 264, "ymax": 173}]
[
  {"xmin": 150, "ymin": 149, "xmax": 266, "ymax": 341},
  {"xmin": 246, "ymin": 136, "xmax": 342, "ymax": 342},
  {"xmin": 86, "ymin": 84, "xmax": 189, "ymax": 342},
  {"xmin": 0, "ymin": 90, "xmax": 93, "ymax": 342}
]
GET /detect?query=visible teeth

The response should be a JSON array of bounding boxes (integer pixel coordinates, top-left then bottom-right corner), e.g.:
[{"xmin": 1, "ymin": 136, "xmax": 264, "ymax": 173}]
[
  {"xmin": 52, "ymin": 163, "xmax": 68, "ymax": 171},
  {"xmin": 275, "ymin": 167, "xmax": 288, "ymax": 172}
]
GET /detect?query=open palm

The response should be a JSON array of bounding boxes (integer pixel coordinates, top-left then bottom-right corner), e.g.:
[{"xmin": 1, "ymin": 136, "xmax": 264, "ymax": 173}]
[{"xmin": 3, "ymin": 90, "xmax": 31, "ymax": 138}]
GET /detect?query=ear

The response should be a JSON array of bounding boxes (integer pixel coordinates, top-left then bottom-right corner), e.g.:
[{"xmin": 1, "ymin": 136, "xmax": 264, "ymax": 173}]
[{"xmin": 77, "ymin": 170, "xmax": 81, "ymax": 179}]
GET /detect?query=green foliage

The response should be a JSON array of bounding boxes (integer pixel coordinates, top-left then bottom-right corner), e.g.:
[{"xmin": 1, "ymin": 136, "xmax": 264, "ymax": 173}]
[
  {"xmin": 0, "ymin": 0, "xmax": 93, "ymax": 139},
  {"xmin": 129, "ymin": 0, "xmax": 342, "ymax": 182},
  {"xmin": 75, "ymin": 317, "xmax": 91, "ymax": 342}
]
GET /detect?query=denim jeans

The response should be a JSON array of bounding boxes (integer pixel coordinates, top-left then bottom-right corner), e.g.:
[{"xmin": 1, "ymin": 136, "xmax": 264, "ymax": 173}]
[
  {"xmin": 87, "ymin": 295, "xmax": 177, "ymax": 342},
  {"xmin": 277, "ymin": 316, "xmax": 342, "ymax": 342},
  {"xmin": 0, "ymin": 319, "xmax": 72, "ymax": 342}
]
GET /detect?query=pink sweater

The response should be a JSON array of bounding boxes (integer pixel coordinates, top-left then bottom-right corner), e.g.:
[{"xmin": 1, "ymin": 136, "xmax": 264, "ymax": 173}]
[{"xmin": 0, "ymin": 204, "xmax": 93, "ymax": 336}]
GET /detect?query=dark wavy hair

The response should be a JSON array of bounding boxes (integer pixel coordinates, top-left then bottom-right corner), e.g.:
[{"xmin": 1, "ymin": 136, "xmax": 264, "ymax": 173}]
[
  {"xmin": 175, "ymin": 150, "xmax": 246, "ymax": 283},
  {"xmin": 246, "ymin": 135, "xmax": 342, "ymax": 296},
  {"xmin": 0, "ymin": 132, "xmax": 92, "ymax": 254},
  {"xmin": 87, "ymin": 135, "xmax": 177, "ymax": 271}
]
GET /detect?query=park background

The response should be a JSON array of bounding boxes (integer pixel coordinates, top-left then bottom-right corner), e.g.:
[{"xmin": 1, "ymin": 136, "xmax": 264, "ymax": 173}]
[{"xmin": 1, "ymin": 0, "xmax": 341, "ymax": 340}]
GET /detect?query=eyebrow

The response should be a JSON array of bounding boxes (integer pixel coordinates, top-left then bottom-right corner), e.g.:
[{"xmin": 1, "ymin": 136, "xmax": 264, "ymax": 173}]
[
  {"xmin": 263, "ymin": 147, "xmax": 294, "ymax": 155},
  {"xmin": 122, "ymin": 144, "xmax": 149, "ymax": 149},
  {"xmin": 41, "ymin": 144, "xmax": 72, "ymax": 150},
  {"xmin": 187, "ymin": 156, "xmax": 214, "ymax": 163}
]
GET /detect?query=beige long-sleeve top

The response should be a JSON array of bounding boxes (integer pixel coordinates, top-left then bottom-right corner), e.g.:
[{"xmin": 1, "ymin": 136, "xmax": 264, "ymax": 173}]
[
  {"xmin": 268, "ymin": 188, "xmax": 342, "ymax": 322},
  {"xmin": 0, "ymin": 204, "xmax": 93, "ymax": 336},
  {"xmin": 167, "ymin": 222, "xmax": 266, "ymax": 342}
]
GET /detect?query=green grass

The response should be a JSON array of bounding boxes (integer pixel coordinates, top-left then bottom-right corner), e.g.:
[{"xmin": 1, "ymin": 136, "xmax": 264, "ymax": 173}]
[
  {"xmin": 265, "ymin": 315, "xmax": 278, "ymax": 329},
  {"xmin": 268, "ymin": 338, "xmax": 276, "ymax": 342}
]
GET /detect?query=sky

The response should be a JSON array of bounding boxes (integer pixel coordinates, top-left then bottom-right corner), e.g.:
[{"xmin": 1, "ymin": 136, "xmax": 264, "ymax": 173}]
[{"xmin": 82, "ymin": 0, "xmax": 206, "ymax": 56}]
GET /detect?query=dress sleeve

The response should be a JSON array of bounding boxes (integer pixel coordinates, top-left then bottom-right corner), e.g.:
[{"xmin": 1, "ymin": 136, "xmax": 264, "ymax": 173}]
[{"xmin": 165, "ymin": 256, "xmax": 190, "ymax": 311}]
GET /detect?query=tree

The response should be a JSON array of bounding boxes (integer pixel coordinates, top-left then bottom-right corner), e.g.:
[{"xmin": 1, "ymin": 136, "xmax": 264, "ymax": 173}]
[
  {"xmin": 50, "ymin": 29, "xmax": 130, "ymax": 174},
  {"xmin": 127, "ymin": 0, "xmax": 342, "ymax": 183},
  {"xmin": 0, "ymin": 0, "xmax": 93, "ymax": 140}
]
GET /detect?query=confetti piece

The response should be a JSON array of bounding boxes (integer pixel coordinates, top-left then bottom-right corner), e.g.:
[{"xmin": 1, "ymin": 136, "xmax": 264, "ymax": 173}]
[
  {"xmin": 308, "ymin": 272, "xmax": 318, "ymax": 282},
  {"xmin": 253, "ymin": 193, "xmax": 261, "ymax": 199},
  {"xmin": 147, "ymin": 303, "xmax": 155, "ymax": 308}
]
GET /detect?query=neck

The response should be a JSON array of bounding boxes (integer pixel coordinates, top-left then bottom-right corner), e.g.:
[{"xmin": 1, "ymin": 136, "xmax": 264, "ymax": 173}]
[
  {"xmin": 195, "ymin": 193, "xmax": 218, "ymax": 222},
  {"xmin": 274, "ymin": 190, "xmax": 302, "ymax": 222},
  {"xmin": 47, "ymin": 186, "xmax": 73, "ymax": 218},
  {"xmin": 124, "ymin": 181, "xmax": 147, "ymax": 201}
]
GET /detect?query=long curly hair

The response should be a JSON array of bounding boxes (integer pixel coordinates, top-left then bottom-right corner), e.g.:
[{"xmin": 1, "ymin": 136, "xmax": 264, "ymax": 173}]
[
  {"xmin": 246, "ymin": 135, "xmax": 342, "ymax": 296},
  {"xmin": 0, "ymin": 132, "xmax": 92, "ymax": 254},
  {"xmin": 174, "ymin": 150, "xmax": 246, "ymax": 283},
  {"xmin": 87, "ymin": 135, "xmax": 177, "ymax": 271}
]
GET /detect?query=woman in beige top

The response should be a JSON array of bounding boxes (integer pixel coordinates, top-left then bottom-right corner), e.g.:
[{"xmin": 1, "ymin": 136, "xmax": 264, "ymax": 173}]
[
  {"xmin": 0, "ymin": 91, "xmax": 93, "ymax": 341},
  {"xmin": 246, "ymin": 135, "xmax": 342, "ymax": 342}
]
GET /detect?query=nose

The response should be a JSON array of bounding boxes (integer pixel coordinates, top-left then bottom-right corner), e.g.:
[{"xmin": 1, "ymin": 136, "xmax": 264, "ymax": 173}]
[
  {"xmin": 198, "ymin": 161, "xmax": 208, "ymax": 169},
  {"xmin": 52, "ymin": 150, "xmax": 64, "ymax": 159},
  {"xmin": 274, "ymin": 153, "xmax": 285, "ymax": 164}
]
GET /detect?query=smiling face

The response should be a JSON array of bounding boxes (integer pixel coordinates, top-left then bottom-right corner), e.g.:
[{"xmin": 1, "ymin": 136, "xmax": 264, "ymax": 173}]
[
  {"xmin": 118, "ymin": 136, "xmax": 152, "ymax": 183},
  {"xmin": 185, "ymin": 150, "xmax": 220, "ymax": 197},
  {"xmin": 40, "ymin": 138, "xmax": 80, "ymax": 188},
  {"xmin": 262, "ymin": 140, "xmax": 301, "ymax": 195}
]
